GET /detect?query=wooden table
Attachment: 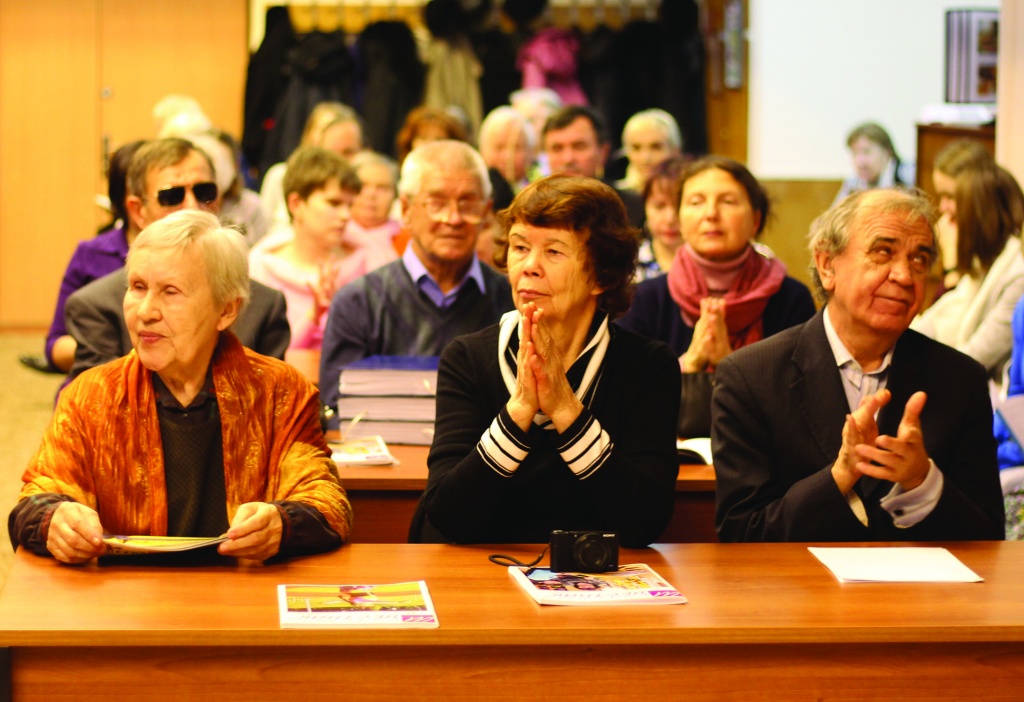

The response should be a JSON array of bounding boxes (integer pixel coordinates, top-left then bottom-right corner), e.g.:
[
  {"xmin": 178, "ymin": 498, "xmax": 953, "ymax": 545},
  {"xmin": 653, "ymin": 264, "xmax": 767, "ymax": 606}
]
[
  {"xmin": 338, "ymin": 445, "xmax": 718, "ymax": 543},
  {"xmin": 2, "ymin": 541, "xmax": 1023, "ymax": 700}
]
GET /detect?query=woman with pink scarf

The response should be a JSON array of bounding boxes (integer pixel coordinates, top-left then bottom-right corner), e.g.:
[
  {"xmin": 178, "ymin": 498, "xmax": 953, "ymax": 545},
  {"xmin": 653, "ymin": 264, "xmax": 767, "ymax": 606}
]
[{"xmin": 616, "ymin": 156, "xmax": 815, "ymax": 437}]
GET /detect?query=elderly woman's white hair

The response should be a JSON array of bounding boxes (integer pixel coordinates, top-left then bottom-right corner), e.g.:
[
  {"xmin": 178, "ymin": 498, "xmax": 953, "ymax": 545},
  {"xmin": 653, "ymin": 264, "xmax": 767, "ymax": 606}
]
[
  {"xmin": 480, "ymin": 106, "xmax": 538, "ymax": 151},
  {"xmin": 127, "ymin": 210, "xmax": 251, "ymax": 314},
  {"xmin": 398, "ymin": 140, "xmax": 493, "ymax": 200},
  {"xmin": 153, "ymin": 94, "xmax": 212, "ymax": 138},
  {"xmin": 621, "ymin": 108, "xmax": 682, "ymax": 150}
]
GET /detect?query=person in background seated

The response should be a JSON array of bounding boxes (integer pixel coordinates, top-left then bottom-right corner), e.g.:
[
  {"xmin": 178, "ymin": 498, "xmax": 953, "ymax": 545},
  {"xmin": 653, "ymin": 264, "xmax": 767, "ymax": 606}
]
[
  {"xmin": 614, "ymin": 108, "xmax": 683, "ymax": 195},
  {"xmin": 249, "ymin": 146, "xmax": 395, "ymax": 352},
  {"xmin": 911, "ymin": 140, "xmax": 1024, "ymax": 392},
  {"xmin": 347, "ymin": 151, "xmax": 403, "ymax": 255},
  {"xmin": 188, "ymin": 129, "xmax": 270, "ymax": 246},
  {"xmin": 478, "ymin": 106, "xmax": 536, "ymax": 196},
  {"xmin": 712, "ymin": 188, "xmax": 1004, "ymax": 543},
  {"xmin": 319, "ymin": 140, "xmax": 514, "ymax": 426},
  {"xmin": 409, "ymin": 175, "xmax": 680, "ymax": 546},
  {"xmin": 541, "ymin": 105, "xmax": 644, "ymax": 228},
  {"xmin": 617, "ymin": 156, "xmax": 815, "ymax": 437},
  {"xmin": 62, "ymin": 138, "xmax": 290, "ymax": 388},
  {"xmin": 832, "ymin": 122, "xmax": 914, "ymax": 206},
  {"xmin": 259, "ymin": 102, "xmax": 362, "ymax": 226},
  {"xmin": 394, "ymin": 106, "xmax": 469, "ymax": 165},
  {"xmin": 153, "ymin": 94, "xmax": 211, "ymax": 137},
  {"xmin": 9, "ymin": 210, "xmax": 351, "ymax": 564},
  {"xmin": 22, "ymin": 141, "xmax": 146, "ymax": 375},
  {"xmin": 509, "ymin": 86, "xmax": 562, "ymax": 179},
  {"xmin": 634, "ymin": 156, "xmax": 686, "ymax": 282}
]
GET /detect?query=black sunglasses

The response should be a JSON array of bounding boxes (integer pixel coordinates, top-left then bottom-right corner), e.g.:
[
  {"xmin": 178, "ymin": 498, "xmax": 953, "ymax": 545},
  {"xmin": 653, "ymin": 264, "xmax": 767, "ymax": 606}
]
[{"xmin": 156, "ymin": 181, "xmax": 218, "ymax": 207}]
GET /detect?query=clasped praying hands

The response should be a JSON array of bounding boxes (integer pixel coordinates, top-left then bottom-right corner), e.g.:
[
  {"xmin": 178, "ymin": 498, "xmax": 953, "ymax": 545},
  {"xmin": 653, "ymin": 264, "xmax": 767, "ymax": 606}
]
[
  {"xmin": 506, "ymin": 302, "xmax": 584, "ymax": 434},
  {"xmin": 680, "ymin": 297, "xmax": 733, "ymax": 372}
]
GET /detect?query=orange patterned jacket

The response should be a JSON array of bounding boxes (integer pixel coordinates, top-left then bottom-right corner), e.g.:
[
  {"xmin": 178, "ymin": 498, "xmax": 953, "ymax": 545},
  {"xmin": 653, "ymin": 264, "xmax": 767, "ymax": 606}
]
[{"xmin": 20, "ymin": 332, "xmax": 351, "ymax": 540}]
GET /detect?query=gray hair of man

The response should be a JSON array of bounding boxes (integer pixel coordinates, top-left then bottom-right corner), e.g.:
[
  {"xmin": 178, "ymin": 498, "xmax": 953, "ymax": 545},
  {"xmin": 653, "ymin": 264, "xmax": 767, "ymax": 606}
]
[
  {"xmin": 480, "ymin": 106, "xmax": 538, "ymax": 151},
  {"xmin": 621, "ymin": 108, "xmax": 682, "ymax": 150},
  {"xmin": 127, "ymin": 209, "xmax": 251, "ymax": 315},
  {"xmin": 397, "ymin": 139, "xmax": 493, "ymax": 201},
  {"xmin": 807, "ymin": 187, "xmax": 937, "ymax": 303}
]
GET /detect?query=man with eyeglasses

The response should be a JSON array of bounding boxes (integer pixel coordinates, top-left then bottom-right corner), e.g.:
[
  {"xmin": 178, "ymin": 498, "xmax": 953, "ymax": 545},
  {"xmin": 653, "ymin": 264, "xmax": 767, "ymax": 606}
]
[
  {"xmin": 319, "ymin": 140, "xmax": 515, "ymax": 426},
  {"xmin": 61, "ymin": 138, "xmax": 290, "ymax": 388}
]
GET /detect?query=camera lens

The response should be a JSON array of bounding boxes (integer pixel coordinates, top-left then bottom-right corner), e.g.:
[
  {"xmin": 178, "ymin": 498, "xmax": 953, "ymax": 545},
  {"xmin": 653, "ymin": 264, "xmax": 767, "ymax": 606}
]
[{"xmin": 574, "ymin": 533, "xmax": 614, "ymax": 570}]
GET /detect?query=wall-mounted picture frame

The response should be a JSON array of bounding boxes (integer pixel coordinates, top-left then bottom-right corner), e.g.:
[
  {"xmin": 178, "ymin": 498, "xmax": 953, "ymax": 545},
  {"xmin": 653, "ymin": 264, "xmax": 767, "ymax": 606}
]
[{"xmin": 946, "ymin": 9, "xmax": 999, "ymax": 104}]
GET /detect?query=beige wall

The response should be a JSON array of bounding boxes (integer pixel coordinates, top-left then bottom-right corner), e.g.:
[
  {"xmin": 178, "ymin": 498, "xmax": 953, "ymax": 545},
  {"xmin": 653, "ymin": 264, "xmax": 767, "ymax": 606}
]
[
  {"xmin": 0, "ymin": 0, "xmax": 247, "ymax": 330},
  {"xmin": 997, "ymin": 0, "xmax": 1024, "ymax": 181}
]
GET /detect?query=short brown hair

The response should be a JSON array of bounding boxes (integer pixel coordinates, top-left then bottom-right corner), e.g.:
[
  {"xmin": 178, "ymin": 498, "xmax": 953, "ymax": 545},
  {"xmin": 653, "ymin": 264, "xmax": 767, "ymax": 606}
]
[
  {"xmin": 282, "ymin": 145, "xmax": 361, "ymax": 211},
  {"xmin": 642, "ymin": 155, "xmax": 689, "ymax": 208},
  {"xmin": 127, "ymin": 137, "xmax": 213, "ymax": 198},
  {"xmin": 394, "ymin": 107, "xmax": 469, "ymax": 164},
  {"xmin": 495, "ymin": 175, "xmax": 640, "ymax": 319},
  {"xmin": 846, "ymin": 122, "xmax": 897, "ymax": 155}
]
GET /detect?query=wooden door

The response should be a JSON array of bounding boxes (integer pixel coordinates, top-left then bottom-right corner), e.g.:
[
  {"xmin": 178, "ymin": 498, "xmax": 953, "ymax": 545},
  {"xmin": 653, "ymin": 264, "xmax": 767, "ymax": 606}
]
[
  {"xmin": 99, "ymin": 0, "xmax": 247, "ymax": 156},
  {"xmin": 0, "ymin": 0, "xmax": 247, "ymax": 330},
  {"xmin": 0, "ymin": 0, "xmax": 100, "ymax": 329}
]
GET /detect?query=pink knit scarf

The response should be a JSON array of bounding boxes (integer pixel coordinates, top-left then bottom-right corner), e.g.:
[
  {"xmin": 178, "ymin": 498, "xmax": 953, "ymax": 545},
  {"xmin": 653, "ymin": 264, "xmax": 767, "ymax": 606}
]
[{"xmin": 667, "ymin": 244, "xmax": 787, "ymax": 349}]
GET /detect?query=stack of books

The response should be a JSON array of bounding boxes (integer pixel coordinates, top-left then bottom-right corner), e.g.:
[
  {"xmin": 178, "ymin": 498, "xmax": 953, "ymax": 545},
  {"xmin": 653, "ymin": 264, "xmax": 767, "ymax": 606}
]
[{"xmin": 336, "ymin": 355, "xmax": 439, "ymax": 446}]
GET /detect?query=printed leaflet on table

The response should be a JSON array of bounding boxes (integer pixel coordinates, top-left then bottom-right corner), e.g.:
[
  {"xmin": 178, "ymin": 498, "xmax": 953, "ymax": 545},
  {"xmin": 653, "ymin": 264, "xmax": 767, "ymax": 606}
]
[
  {"xmin": 508, "ymin": 563, "xmax": 688, "ymax": 605},
  {"xmin": 278, "ymin": 581, "xmax": 438, "ymax": 628}
]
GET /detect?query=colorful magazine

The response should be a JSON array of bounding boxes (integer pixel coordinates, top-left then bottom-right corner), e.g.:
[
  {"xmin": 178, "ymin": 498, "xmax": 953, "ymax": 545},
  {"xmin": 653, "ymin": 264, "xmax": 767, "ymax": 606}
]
[
  {"xmin": 508, "ymin": 563, "xmax": 687, "ymax": 606},
  {"xmin": 278, "ymin": 581, "xmax": 439, "ymax": 628},
  {"xmin": 102, "ymin": 534, "xmax": 228, "ymax": 555},
  {"xmin": 329, "ymin": 435, "xmax": 398, "ymax": 465}
]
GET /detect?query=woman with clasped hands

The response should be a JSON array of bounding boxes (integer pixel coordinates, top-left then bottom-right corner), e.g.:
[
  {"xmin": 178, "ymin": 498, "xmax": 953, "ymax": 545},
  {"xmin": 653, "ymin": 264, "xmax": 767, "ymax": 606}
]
[
  {"xmin": 617, "ymin": 156, "xmax": 815, "ymax": 437},
  {"xmin": 9, "ymin": 211, "xmax": 351, "ymax": 564},
  {"xmin": 409, "ymin": 175, "xmax": 681, "ymax": 547}
]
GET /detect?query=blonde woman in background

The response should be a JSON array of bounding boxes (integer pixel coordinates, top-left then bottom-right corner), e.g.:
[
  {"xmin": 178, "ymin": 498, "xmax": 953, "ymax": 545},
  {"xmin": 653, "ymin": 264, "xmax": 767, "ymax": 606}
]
[{"xmin": 260, "ymin": 102, "xmax": 364, "ymax": 226}]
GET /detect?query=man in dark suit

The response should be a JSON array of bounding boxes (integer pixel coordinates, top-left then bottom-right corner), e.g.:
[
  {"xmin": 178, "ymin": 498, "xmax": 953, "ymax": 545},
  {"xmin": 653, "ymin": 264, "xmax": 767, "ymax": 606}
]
[
  {"xmin": 712, "ymin": 188, "xmax": 1004, "ymax": 542},
  {"xmin": 64, "ymin": 269, "xmax": 290, "ymax": 386}
]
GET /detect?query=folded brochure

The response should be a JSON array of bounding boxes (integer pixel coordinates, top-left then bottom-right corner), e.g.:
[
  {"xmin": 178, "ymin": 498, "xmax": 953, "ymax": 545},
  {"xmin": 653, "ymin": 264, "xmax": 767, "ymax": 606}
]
[
  {"xmin": 279, "ymin": 581, "xmax": 438, "ymax": 628},
  {"xmin": 330, "ymin": 435, "xmax": 397, "ymax": 465},
  {"xmin": 102, "ymin": 534, "xmax": 228, "ymax": 555},
  {"xmin": 509, "ymin": 563, "xmax": 687, "ymax": 605}
]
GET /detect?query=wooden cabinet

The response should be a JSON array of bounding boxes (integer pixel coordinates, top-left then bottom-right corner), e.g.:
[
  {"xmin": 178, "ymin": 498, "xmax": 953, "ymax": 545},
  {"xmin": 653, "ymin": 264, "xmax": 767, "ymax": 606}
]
[{"xmin": 915, "ymin": 122, "xmax": 996, "ymax": 201}]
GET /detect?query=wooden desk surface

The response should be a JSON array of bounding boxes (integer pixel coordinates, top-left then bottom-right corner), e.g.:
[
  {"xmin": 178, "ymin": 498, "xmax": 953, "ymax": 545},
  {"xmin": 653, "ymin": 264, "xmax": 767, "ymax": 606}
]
[
  {"xmin": 2, "ymin": 541, "xmax": 1022, "ymax": 646},
  {"xmin": 2, "ymin": 542, "xmax": 1023, "ymax": 700}
]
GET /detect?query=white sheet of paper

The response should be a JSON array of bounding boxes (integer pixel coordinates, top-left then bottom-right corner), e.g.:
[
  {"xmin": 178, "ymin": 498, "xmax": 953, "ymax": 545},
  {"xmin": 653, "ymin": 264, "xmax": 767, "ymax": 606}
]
[{"xmin": 808, "ymin": 547, "xmax": 983, "ymax": 583}]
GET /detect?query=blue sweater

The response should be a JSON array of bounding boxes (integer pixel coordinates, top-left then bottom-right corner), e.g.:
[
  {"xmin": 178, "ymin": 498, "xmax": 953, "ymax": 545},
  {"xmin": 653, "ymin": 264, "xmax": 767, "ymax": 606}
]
[{"xmin": 319, "ymin": 259, "xmax": 514, "ymax": 423}]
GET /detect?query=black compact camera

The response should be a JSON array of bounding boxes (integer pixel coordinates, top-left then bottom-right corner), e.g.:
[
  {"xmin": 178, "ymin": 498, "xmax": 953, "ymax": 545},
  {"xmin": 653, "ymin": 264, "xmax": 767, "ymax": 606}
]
[{"xmin": 549, "ymin": 530, "xmax": 619, "ymax": 573}]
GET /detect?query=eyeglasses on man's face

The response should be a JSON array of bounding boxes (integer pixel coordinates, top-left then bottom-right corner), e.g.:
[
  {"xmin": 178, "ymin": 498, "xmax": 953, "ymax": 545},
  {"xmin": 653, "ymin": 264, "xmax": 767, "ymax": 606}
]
[
  {"xmin": 415, "ymin": 194, "xmax": 487, "ymax": 224},
  {"xmin": 153, "ymin": 181, "xmax": 219, "ymax": 207}
]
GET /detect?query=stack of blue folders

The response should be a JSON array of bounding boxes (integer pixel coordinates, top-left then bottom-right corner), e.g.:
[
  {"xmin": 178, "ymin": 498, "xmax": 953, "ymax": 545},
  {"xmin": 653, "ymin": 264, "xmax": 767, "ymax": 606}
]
[{"xmin": 336, "ymin": 355, "xmax": 440, "ymax": 446}]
